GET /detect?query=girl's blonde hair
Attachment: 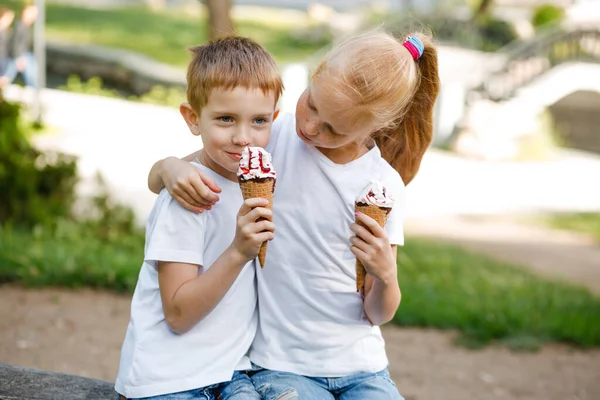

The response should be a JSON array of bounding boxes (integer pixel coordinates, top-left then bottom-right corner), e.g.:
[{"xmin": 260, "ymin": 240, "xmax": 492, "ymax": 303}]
[{"xmin": 313, "ymin": 28, "xmax": 440, "ymax": 185}]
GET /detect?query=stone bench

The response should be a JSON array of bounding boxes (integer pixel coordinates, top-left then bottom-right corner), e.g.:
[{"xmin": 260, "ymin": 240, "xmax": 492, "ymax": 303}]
[{"xmin": 0, "ymin": 363, "xmax": 115, "ymax": 400}]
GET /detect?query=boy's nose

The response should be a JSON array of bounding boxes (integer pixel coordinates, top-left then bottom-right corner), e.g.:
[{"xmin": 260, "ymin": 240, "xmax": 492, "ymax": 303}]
[{"xmin": 232, "ymin": 125, "xmax": 251, "ymax": 145}]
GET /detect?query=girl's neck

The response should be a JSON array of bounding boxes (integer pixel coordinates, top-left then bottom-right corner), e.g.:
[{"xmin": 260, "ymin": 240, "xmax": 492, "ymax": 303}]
[{"xmin": 316, "ymin": 140, "xmax": 372, "ymax": 165}]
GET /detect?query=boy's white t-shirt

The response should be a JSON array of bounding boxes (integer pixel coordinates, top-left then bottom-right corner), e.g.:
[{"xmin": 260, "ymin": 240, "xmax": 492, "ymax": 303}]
[
  {"xmin": 115, "ymin": 163, "xmax": 258, "ymax": 398},
  {"xmin": 250, "ymin": 113, "xmax": 406, "ymax": 377}
]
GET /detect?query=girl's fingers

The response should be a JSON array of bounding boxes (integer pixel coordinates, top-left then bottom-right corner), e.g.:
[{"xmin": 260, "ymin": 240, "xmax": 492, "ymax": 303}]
[
  {"xmin": 349, "ymin": 235, "xmax": 370, "ymax": 254},
  {"xmin": 350, "ymin": 245, "xmax": 368, "ymax": 263},
  {"xmin": 350, "ymin": 223, "xmax": 376, "ymax": 245},
  {"xmin": 190, "ymin": 173, "xmax": 220, "ymax": 204},
  {"xmin": 200, "ymin": 173, "xmax": 223, "ymax": 195},
  {"xmin": 173, "ymin": 191, "xmax": 204, "ymax": 213},
  {"xmin": 354, "ymin": 212, "xmax": 386, "ymax": 238},
  {"xmin": 179, "ymin": 185, "xmax": 208, "ymax": 208}
]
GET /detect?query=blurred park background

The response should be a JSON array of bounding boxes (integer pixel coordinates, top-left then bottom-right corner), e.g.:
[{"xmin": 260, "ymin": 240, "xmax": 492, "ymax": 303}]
[{"xmin": 1, "ymin": 0, "xmax": 599, "ymax": 399}]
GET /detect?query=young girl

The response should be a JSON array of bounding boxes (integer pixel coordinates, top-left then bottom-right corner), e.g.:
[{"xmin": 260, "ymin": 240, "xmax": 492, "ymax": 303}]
[{"xmin": 148, "ymin": 29, "xmax": 439, "ymax": 399}]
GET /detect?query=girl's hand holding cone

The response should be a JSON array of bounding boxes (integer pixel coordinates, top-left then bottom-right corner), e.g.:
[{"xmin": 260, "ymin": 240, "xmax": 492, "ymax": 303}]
[{"xmin": 350, "ymin": 212, "xmax": 397, "ymax": 287}]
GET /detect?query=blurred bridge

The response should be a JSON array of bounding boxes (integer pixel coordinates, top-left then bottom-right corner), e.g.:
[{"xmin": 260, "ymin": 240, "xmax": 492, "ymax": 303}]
[{"xmin": 448, "ymin": 26, "xmax": 600, "ymax": 158}]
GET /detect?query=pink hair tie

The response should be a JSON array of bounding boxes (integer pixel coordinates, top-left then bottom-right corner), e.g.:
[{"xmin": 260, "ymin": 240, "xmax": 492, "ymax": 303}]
[{"xmin": 403, "ymin": 36, "xmax": 424, "ymax": 61}]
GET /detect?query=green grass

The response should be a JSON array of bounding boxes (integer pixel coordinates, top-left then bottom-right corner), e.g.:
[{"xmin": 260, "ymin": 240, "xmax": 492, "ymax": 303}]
[
  {"xmin": 394, "ymin": 238, "xmax": 600, "ymax": 349},
  {"xmin": 0, "ymin": 220, "xmax": 143, "ymax": 293},
  {"xmin": 544, "ymin": 213, "xmax": 600, "ymax": 244},
  {"xmin": 1, "ymin": 221, "xmax": 599, "ymax": 349},
  {"xmin": 36, "ymin": 3, "xmax": 328, "ymax": 65}
]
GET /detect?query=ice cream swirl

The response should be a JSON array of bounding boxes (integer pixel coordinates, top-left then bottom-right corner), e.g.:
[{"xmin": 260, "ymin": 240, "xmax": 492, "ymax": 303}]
[
  {"xmin": 237, "ymin": 146, "xmax": 276, "ymax": 181},
  {"xmin": 356, "ymin": 181, "xmax": 394, "ymax": 208}
]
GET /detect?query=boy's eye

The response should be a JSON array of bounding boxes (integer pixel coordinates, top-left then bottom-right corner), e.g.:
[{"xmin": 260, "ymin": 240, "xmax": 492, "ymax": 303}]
[
  {"xmin": 254, "ymin": 118, "xmax": 267, "ymax": 125},
  {"xmin": 218, "ymin": 116, "xmax": 233, "ymax": 123}
]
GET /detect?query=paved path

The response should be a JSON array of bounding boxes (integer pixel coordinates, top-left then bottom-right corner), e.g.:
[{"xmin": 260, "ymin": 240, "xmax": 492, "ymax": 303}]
[
  {"xmin": 6, "ymin": 85, "xmax": 600, "ymax": 223},
  {"xmin": 406, "ymin": 216, "xmax": 600, "ymax": 295}
]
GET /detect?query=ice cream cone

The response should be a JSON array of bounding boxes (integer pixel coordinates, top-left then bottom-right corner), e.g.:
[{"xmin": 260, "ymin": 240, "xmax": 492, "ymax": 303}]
[
  {"xmin": 239, "ymin": 178, "xmax": 275, "ymax": 267},
  {"xmin": 354, "ymin": 203, "xmax": 391, "ymax": 292},
  {"xmin": 354, "ymin": 181, "xmax": 395, "ymax": 292},
  {"xmin": 237, "ymin": 146, "xmax": 277, "ymax": 268}
]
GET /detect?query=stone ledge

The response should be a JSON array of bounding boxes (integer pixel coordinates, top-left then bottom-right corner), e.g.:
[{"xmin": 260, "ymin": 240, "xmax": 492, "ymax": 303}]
[
  {"xmin": 47, "ymin": 41, "xmax": 186, "ymax": 95},
  {"xmin": 0, "ymin": 363, "xmax": 115, "ymax": 400}
]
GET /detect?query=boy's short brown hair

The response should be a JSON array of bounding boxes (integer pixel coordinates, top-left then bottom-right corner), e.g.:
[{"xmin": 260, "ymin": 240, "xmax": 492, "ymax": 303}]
[{"xmin": 186, "ymin": 36, "xmax": 284, "ymax": 112}]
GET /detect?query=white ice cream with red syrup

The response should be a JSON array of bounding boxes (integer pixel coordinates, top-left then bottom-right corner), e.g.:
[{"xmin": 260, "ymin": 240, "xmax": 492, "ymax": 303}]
[
  {"xmin": 356, "ymin": 181, "xmax": 394, "ymax": 208},
  {"xmin": 237, "ymin": 147, "xmax": 276, "ymax": 182}
]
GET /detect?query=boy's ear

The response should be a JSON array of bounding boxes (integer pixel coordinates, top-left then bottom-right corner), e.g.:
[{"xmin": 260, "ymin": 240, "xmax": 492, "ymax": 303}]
[{"xmin": 180, "ymin": 102, "xmax": 201, "ymax": 136}]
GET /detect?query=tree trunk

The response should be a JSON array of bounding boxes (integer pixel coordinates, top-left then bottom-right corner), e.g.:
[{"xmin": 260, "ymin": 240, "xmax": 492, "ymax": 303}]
[
  {"xmin": 473, "ymin": 0, "xmax": 494, "ymax": 20},
  {"xmin": 204, "ymin": 0, "xmax": 235, "ymax": 39}
]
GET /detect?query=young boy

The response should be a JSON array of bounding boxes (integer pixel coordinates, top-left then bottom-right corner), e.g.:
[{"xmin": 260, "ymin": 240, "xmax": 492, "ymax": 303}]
[{"xmin": 114, "ymin": 36, "xmax": 283, "ymax": 400}]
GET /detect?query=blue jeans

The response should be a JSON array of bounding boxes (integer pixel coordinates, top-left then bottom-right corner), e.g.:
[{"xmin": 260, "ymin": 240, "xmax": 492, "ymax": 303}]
[
  {"xmin": 250, "ymin": 368, "xmax": 403, "ymax": 400},
  {"xmin": 2, "ymin": 52, "xmax": 37, "ymax": 87},
  {"xmin": 118, "ymin": 371, "xmax": 260, "ymax": 400}
]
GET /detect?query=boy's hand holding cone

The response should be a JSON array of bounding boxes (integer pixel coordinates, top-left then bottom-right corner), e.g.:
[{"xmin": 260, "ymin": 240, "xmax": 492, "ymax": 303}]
[
  {"xmin": 237, "ymin": 146, "xmax": 276, "ymax": 268},
  {"xmin": 354, "ymin": 181, "xmax": 394, "ymax": 292}
]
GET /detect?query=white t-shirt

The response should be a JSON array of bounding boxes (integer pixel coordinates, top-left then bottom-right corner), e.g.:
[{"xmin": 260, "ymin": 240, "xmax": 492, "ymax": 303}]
[
  {"xmin": 115, "ymin": 163, "xmax": 258, "ymax": 398},
  {"xmin": 250, "ymin": 113, "xmax": 405, "ymax": 377}
]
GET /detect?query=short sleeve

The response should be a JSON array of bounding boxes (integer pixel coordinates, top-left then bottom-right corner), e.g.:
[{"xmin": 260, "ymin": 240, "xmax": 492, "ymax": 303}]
[
  {"xmin": 144, "ymin": 190, "xmax": 206, "ymax": 269},
  {"xmin": 384, "ymin": 173, "xmax": 406, "ymax": 246}
]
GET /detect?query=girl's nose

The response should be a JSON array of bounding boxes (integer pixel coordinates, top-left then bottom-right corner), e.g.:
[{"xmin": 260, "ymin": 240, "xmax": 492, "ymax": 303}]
[{"xmin": 304, "ymin": 118, "xmax": 319, "ymax": 137}]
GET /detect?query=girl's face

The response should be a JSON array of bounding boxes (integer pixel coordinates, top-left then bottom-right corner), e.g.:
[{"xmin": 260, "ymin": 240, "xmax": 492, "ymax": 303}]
[{"xmin": 295, "ymin": 79, "xmax": 374, "ymax": 153}]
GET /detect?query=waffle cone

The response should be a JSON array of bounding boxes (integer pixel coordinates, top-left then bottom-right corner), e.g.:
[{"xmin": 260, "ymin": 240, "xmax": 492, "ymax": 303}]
[
  {"xmin": 239, "ymin": 178, "xmax": 275, "ymax": 267},
  {"xmin": 354, "ymin": 203, "xmax": 391, "ymax": 292}
]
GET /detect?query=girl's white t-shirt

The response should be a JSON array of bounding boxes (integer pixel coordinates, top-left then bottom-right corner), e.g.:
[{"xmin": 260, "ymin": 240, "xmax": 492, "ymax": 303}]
[
  {"xmin": 115, "ymin": 163, "xmax": 257, "ymax": 398},
  {"xmin": 250, "ymin": 113, "xmax": 406, "ymax": 377}
]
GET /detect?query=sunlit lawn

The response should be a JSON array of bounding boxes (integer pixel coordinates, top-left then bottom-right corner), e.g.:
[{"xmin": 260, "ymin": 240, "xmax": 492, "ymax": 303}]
[
  {"xmin": 41, "ymin": 4, "xmax": 329, "ymax": 66},
  {"xmin": 545, "ymin": 212, "xmax": 600, "ymax": 244}
]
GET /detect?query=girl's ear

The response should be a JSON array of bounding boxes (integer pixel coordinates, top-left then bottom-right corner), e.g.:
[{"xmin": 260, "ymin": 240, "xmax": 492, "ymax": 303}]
[{"xmin": 180, "ymin": 102, "xmax": 201, "ymax": 136}]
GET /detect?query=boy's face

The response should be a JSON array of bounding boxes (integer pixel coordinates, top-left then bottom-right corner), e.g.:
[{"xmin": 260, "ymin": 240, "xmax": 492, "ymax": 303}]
[{"xmin": 181, "ymin": 87, "xmax": 276, "ymax": 182}]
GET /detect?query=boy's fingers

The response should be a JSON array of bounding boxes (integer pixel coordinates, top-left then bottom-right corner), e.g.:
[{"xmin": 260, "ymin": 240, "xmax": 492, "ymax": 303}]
[
  {"xmin": 245, "ymin": 206, "xmax": 273, "ymax": 223},
  {"xmin": 254, "ymin": 231, "xmax": 275, "ymax": 244},
  {"xmin": 251, "ymin": 220, "xmax": 275, "ymax": 234},
  {"xmin": 238, "ymin": 198, "xmax": 269, "ymax": 216}
]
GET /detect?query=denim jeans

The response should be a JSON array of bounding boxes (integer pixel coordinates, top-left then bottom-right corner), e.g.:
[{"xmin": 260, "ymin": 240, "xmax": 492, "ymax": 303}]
[
  {"xmin": 118, "ymin": 371, "xmax": 260, "ymax": 400},
  {"xmin": 2, "ymin": 51, "xmax": 37, "ymax": 87},
  {"xmin": 250, "ymin": 367, "xmax": 403, "ymax": 400}
]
